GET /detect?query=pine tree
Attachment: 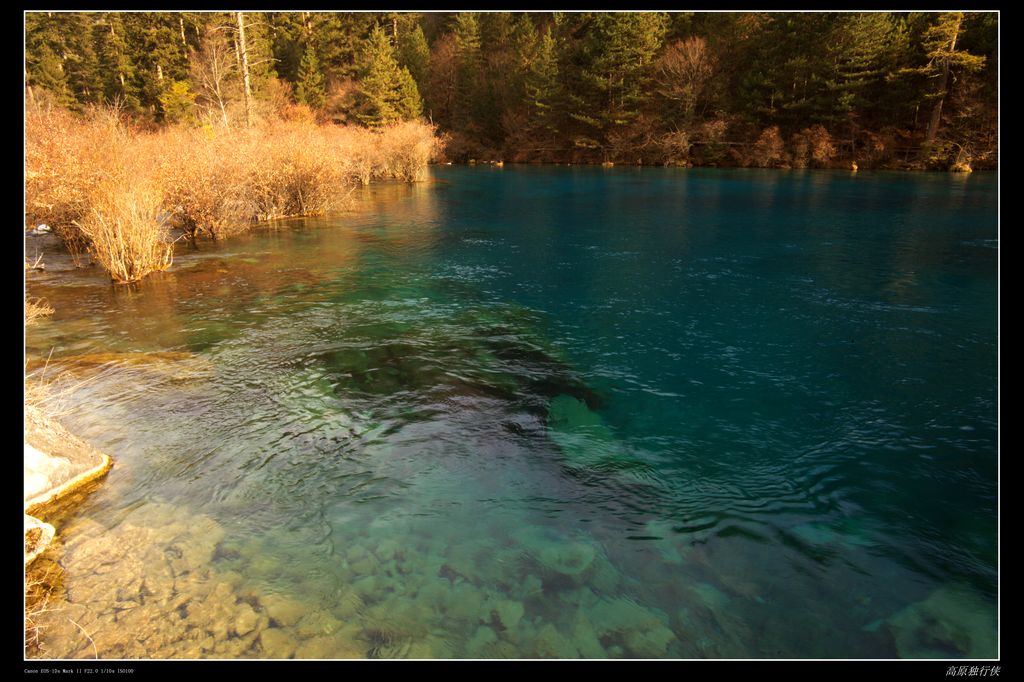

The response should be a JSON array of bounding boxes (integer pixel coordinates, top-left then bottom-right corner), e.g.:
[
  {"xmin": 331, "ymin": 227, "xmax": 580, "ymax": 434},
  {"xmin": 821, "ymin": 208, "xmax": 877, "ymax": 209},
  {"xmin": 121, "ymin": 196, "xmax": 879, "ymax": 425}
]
[
  {"xmin": 734, "ymin": 13, "xmax": 835, "ymax": 128},
  {"xmin": 128, "ymin": 13, "xmax": 191, "ymax": 118},
  {"xmin": 396, "ymin": 66, "xmax": 423, "ymax": 121},
  {"xmin": 397, "ymin": 24, "xmax": 430, "ymax": 93},
  {"xmin": 28, "ymin": 44, "xmax": 75, "ymax": 108},
  {"xmin": 267, "ymin": 12, "xmax": 306, "ymax": 84},
  {"xmin": 920, "ymin": 12, "xmax": 986, "ymax": 143},
  {"xmin": 312, "ymin": 13, "xmax": 377, "ymax": 82},
  {"xmin": 159, "ymin": 79, "xmax": 196, "ymax": 123},
  {"xmin": 451, "ymin": 12, "xmax": 483, "ymax": 132},
  {"xmin": 524, "ymin": 27, "xmax": 560, "ymax": 138},
  {"xmin": 95, "ymin": 13, "xmax": 142, "ymax": 111},
  {"xmin": 295, "ymin": 45, "xmax": 326, "ymax": 109},
  {"xmin": 355, "ymin": 25, "xmax": 423, "ymax": 126},
  {"xmin": 825, "ymin": 13, "xmax": 900, "ymax": 124},
  {"xmin": 565, "ymin": 12, "xmax": 668, "ymax": 146},
  {"xmin": 57, "ymin": 13, "xmax": 104, "ymax": 107},
  {"xmin": 25, "ymin": 12, "xmax": 87, "ymax": 109}
]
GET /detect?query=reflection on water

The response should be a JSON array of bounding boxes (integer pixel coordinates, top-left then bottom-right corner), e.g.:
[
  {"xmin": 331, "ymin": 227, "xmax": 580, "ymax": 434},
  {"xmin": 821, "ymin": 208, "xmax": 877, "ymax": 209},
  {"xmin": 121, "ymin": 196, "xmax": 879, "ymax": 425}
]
[{"xmin": 25, "ymin": 168, "xmax": 997, "ymax": 659}]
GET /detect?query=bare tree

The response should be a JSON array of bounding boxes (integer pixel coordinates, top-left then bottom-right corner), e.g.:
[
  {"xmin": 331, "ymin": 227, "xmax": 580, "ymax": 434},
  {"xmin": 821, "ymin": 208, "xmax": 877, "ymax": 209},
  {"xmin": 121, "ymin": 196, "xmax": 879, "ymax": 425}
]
[
  {"xmin": 190, "ymin": 25, "xmax": 236, "ymax": 127},
  {"xmin": 655, "ymin": 37, "xmax": 718, "ymax": 123}
]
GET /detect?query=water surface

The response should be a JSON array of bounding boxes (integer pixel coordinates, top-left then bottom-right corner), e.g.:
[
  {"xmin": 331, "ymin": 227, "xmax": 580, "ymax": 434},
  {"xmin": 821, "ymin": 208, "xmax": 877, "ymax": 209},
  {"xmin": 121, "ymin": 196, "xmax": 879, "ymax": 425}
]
[{"xmin": 25, "ymin": 167, "xmax": 998, "ymax": 659}]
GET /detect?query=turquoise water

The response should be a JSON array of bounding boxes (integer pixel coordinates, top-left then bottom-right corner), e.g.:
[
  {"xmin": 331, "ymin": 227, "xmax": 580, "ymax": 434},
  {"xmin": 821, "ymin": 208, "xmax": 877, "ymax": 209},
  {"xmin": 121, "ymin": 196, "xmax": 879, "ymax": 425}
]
[{"xmin": 26, "ymin": 167, "xmax": 998, "ymax": 659}]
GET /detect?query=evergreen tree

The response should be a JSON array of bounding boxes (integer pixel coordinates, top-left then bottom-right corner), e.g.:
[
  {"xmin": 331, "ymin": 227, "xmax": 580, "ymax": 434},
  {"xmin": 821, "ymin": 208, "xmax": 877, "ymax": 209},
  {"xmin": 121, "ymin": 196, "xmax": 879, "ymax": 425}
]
[
  {"xmin": 524, "ymin": 27, "xmax": 560, "ymax": 138},
  {"xmin": 21, "ymin": 10, "xmax": 999, "ymax": 166},
  {"xmin": 564, "ymin": 12, "xmax": 668, "ymax": 146},
  {"xmin": 451, "ymin": 12, "xmax": 483, "ymax": 132},
  {"xmin": 295, "ymin": 45, "xmax": 326, "ymax": 109},
  {"xmin": 355, "ymin": 25, "xmax": 423, "ymax": 126},
  {"xmin": 734, "ymin": 13, "xmax": 835, "ymax": 128},
  {"xmin": 28, "ymin": 44, "xmax": 75, "ymax": 108},
  {"xmin": 57, "ymin": 13, "xmax": 104, "ymax": 107},
  {"xmin": 825, "ymin": 13, "xmax": 900, "ymax": 125},
  {"xmin": 95, "ymin": 13, "xmax": 142, "ymax": 111},
  {"xmin": 312, "ymin": 13, "xmax": 377, "ymax": 82},
  {"xmin": 920, "ymin": 12, "xmax": 986, "ymax": 142},
  {"xmin": 127, "ymin": 13, "xmax": 191, "ymax": 118},
  {"xmin": 397, "ymin": 24, "xmax": 430, "ymax": 93},
  {"xmin": 267, "ymin": 12, "xmax": 306, "ymax": 83},
  {"xmin": 25, "ymin": 12, "xmax": 86, "ymax": 108},
  {"xmin": 159, "ymin": 79, "xmax": 196, "ymax": 123}
]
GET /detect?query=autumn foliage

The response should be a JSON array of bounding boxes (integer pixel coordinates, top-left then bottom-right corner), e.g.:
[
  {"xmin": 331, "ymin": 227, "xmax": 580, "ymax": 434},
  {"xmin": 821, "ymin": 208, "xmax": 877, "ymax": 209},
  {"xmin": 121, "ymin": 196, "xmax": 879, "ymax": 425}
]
[{"xmin": 26, "ymin": 104, "xmax": 439, "ymax": 282}]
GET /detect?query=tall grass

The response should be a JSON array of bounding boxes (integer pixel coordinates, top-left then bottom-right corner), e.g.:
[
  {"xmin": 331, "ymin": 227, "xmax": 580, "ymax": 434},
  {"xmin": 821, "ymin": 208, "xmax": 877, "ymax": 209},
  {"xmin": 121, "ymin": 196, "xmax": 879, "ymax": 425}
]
[
  {"xmin": 25, "ymin": 296, "xmax": 53, "ymax": 326},
  {"xmin": 26, "ymin": 103, "xmax": 439, "ymax": 280}
]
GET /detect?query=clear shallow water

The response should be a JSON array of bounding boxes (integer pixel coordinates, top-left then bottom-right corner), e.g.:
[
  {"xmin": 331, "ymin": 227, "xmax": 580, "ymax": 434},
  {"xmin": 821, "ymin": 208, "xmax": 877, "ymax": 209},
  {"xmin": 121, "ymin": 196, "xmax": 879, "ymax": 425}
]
[{"xmin": 26, "ymin": 167, "xmax": 998, "ymax": 659}]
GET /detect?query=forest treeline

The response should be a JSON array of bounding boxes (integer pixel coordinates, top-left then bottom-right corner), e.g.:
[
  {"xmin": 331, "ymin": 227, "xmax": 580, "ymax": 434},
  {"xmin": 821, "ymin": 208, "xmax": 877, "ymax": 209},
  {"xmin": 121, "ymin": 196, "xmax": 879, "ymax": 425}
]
[{"xmin": 26, "ymin": 11, "xmax": 997, "ymax": 169}]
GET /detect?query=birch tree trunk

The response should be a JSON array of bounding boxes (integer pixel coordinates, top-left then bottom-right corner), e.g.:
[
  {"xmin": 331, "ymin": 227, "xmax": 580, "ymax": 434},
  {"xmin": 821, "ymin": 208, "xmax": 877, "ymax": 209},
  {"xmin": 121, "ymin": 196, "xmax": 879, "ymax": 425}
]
[{"xmin": 236, "ymin": 11, "xmax": 253, "ymax": 129}]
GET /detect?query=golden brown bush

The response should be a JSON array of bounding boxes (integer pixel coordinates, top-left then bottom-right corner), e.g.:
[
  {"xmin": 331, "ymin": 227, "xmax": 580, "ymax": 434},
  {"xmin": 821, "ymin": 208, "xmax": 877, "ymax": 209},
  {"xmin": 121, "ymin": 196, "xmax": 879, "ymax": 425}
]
[
  {"xmin": 790, "ymin": 125, "xmax": 836, "ymax": 168},
  {"xmin": 155, "ymin": 126, "xmax": 252, "ymax": 239},
  {"xmin": 73, "ymin": 177, "xmax": 174, "ymax": 283},
  {"xmin": 748, "ymin": 126, "xmax": 786, "ymax": 168},
  {"xmin": 25, "ymin": 106, "xmax": 128, "ymax": 251},
  {"xmin": 26, "ymin": 104, "xmax": 439, "ymax": 280}
]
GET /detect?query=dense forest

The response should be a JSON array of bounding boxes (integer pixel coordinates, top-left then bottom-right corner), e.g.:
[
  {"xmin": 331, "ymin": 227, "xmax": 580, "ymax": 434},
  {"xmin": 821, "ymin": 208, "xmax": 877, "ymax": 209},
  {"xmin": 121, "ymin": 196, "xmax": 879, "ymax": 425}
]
[{"xmin": 25, "ymin": 11, "xmax": 997, "ymax": 170}]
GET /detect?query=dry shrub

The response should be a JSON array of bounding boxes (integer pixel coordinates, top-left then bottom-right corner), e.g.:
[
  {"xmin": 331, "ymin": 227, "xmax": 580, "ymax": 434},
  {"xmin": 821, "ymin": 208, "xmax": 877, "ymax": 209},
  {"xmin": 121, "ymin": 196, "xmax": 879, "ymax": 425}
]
[
  {"xmin": 242, "ymin": 122, "xmax": 351, "ymax": 221},
  {"xmin": 25, "ymin": 106, "xmax": 127, "ymax": 254},
  {"xmin": 659, "ymin": 130, "xmax": 692, "ymax": 166},
  {"xmin": 25, "ymin": 297, "xmax": 54, "ymax": 326},
  {"xmin": 372, "ymin": 121, "xmax": 442, "ymax": 182},
  {"xmin": 655, "ymin": 37, "xmax": 717, "ymax": 121},
  {"xmin": 790, "ymin": 124, "xmax": 836, "ymax": 168},
  {"xmin": 261, "ymin": 77, "xmax": 299, "ymax": 121},
  {"xmin": 441, "ymin": 130, "xmax": 495, "ymax": 165},
  {"xmin": 334, "ymin": 125, "xmax": 380, "ymax": 185},
  {"xmin": 26, "ymin": 104, "xmax": 174, "ymax": 281},
  {"xmin": 607, "ymin": 115, "xmax": 660, "ymax": 165},
  {"xmin": 157, "ymin": 119, "xmax": 437, "ymax": 233},
  {"xmin": 25, "ymin": 561, "xmax": 61, "ymax": 657},
  {"xmin": 324, "ymin": 78, "xmax": 360, "ymax": 124},
  {"xmin": 692, "ymin": 117, "xmax": 729, "ymax": 165},
  {"xmin": 281, "ymin": 102, "xmax": 317, "ymax": 124},
  {"xmin": 73, "ymin": 177, "xmax": 173, "ymax": 283},
  {"xmin": 857, "ymin": 128, "xmax": 901, "ymax": 168},
  {"xmin": 156, "ymin": 126, "xmax": 252, "ymax": 238},
  {"xmin": 337, "ymin": 120, "xmax": 438, "ymax": 184},
  {"xmin": 27, "ymin": 103, "xmax": 440, "ymax": 279},
  {"xmin": 748, "ymin": 126, "xmax": 786, "ymax": 168}
]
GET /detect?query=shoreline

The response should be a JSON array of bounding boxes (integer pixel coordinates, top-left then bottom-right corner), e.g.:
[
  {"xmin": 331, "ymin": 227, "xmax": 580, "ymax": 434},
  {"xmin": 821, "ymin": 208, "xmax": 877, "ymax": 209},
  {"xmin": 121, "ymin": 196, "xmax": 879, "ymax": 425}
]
[
  {"xmin": 434, "ymin": 159, "xmax": 995, "ymax": 173},
  {"xmin": 24, "ymin": 404, "xmax": 114, "ymax": 561}
]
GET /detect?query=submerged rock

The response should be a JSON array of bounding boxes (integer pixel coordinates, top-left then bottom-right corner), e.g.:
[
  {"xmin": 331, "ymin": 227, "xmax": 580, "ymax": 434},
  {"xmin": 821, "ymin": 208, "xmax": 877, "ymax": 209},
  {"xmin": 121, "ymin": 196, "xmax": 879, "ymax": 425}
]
[
  {"xmin": 260, "ymin": 627, "xmax": 299, "ymax": 658},
  {"xmin": 296, "ymin": 609, "xmax": 343, "ymax": 638},
  {"xmin": 24, "ymin": 514, "xmax": 55, "ymax": 566},
  {"xmin": 545, "ymin": 394, "xmax": 655, "ymax": 481},
  {"xmin": 539, "ymin": 542, "xmax": 595, "ymax": 576},
  {"xmin": 466, "ymin": 625, "xmax": 498, "ymax": 657},
  {"xmin": 533, "ymin": 623, "xmax": 579, "ymax": 658},
  {"xmin": 514, "ymin": 527, "xmax": 600, "ymax": 583},
  {"xmin": 588, "ymin": 597, "xmax": 677, "ymax": 658},
  {"xmin": 886, "ymin": 584, "xmax": 997, "ymax": 659},
  {"xmin": 295, "ymin": 634, "xmax": 365, "ymax": 659},
  {"xmin": 28, "ymin": 501, "xmax": 283, "ymax": 660},
  {"xmin": 492, "ymin": 599, "xmax": 525, "ymax": 631},
  {"xmin": 260, "ymin": 593, "xmax": 306, "ymax": 627},
  {"xmin": 790, "ymin": 518, "xmax": 876, "ymax": 550},
  {"xmin": 233, "ymin": 603, "xmax": 261, "ymax": 637}
]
